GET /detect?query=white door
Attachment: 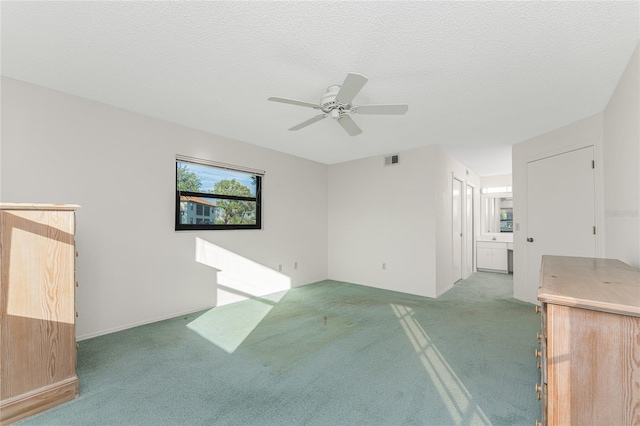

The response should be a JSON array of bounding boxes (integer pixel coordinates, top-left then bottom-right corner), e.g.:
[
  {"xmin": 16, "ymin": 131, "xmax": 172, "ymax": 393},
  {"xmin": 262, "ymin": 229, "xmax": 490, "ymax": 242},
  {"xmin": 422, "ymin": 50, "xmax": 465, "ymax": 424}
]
[
  {"xmin": 465, "ymin": 184, "xmax": 474, "ymax": 277},
  {"xmin": 452, "ymin": 177, "xmax": 463, "ymax": 283},
  {"xmin": 526, "ymin": 146, "xmax": 596, "ymax": 300}
]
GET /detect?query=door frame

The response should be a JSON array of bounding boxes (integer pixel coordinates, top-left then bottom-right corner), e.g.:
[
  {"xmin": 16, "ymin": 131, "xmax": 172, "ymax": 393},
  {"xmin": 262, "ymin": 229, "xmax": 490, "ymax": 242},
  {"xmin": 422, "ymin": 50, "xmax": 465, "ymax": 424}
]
[
  {"xmin": 465, "ymin": 182, "xmax": 476, "ymax": 278},
  {"xmin": 452, "ymin": 173, "xmax": 465, "ymax": 284}
]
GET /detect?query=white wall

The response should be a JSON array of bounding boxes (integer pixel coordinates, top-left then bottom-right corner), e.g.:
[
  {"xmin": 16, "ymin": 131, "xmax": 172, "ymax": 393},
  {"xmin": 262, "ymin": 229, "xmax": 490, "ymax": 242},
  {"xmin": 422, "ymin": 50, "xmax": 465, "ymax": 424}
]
[
  {"xmin": 603, "ymin": 43, "xmax": 640, "ymax": 268},
  {"xmin": 432, "ymin": 146, "xmax": 481, "ymax": 295},
  {"xmin": 1, "ymin": 77, "xmax": 329, "ymax": 339},
  {"xmin": 480, "ymin": 174, "xmax": 512, "ymax": 189},
  {"xmin": 512, "ymin": 113, "xmax": 604, "ymax": 303},
  {"xmin": 327, "ymin": 144, "xmax": 479, "ymax": 299},
  {"xmin": 328, "ymin": 146, "xmax": 438, "ymax": 297}
]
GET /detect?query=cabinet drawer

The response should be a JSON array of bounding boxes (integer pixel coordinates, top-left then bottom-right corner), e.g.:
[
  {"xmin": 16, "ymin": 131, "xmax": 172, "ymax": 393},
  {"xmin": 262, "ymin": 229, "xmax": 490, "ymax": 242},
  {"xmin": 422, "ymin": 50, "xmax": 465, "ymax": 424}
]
[{"xmin": 477, "ymin": 241, "xmax": 507, "ymax": 250}]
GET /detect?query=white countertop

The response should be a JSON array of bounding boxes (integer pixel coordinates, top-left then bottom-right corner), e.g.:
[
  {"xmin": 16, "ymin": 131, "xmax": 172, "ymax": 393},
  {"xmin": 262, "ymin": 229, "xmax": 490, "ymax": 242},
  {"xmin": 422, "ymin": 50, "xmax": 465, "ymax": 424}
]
[{"xmin": 477, "ymin": 233, "xmax": 513, "ymax": 243}]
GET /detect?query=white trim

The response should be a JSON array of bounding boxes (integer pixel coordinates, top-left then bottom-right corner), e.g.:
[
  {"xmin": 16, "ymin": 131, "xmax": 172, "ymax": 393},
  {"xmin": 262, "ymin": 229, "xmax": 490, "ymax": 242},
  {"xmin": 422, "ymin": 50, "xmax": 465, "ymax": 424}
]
[
  {"xmin": 452, "ymin": 173, "xmax": 465, "ymax": 284},
  {"xmin": 522, "ymin": 138, "xmax": 599, "ymax": 165},
  {"xmin": 592, "ymin": 136, "xmax": 605, "ymax": 258},
  {"xmin": 176, "ymin": 154, "xmax": 265, "ymax": 176},
  {"xmin": 465, "ymin": 181, "xmax": 476, "ymax": 277},
  {"xmin": 76, "ymin": 304, "xmax": 215, "ymax": 341}
]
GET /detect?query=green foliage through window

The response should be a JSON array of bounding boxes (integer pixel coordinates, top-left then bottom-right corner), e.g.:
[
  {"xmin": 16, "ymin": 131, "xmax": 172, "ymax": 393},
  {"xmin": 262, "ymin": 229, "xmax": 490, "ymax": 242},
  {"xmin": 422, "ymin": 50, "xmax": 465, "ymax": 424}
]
[{"xmin": 177, "ymin": 164, "xmax": 202, "ymax": 192}]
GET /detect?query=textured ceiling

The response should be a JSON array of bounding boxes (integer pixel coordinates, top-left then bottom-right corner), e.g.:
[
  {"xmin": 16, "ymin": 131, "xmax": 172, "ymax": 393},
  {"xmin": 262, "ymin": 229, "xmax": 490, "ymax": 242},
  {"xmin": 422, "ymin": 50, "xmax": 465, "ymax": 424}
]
[{"xmin": 1, "ymin": 1, "xmax": 638, "ymax": 176}]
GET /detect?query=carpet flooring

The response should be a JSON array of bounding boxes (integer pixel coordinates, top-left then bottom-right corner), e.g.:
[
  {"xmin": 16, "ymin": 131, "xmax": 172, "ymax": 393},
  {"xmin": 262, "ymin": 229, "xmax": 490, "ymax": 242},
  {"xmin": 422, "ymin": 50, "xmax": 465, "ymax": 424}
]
[{"xmin": 18, "ymin": 272, "xmax": 541, "ymax": 425}]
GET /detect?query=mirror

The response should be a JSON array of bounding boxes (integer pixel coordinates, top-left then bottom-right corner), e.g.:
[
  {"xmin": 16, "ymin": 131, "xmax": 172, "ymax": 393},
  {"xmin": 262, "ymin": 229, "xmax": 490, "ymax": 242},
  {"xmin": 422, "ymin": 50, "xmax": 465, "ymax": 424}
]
[{"xmin": 481, "ymin": 195, "xmax": 513, "ymax": 233}]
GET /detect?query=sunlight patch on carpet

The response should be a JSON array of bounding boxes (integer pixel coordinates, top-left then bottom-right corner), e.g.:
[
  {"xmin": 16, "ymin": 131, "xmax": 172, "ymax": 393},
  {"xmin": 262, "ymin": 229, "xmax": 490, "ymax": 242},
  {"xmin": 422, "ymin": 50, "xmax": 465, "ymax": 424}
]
[
  {"xmin": 187, "ymin": 290, "xmax": 287, "ymax": 353},
  {"xmin": 190, "ymin": 237, "xmax": 291, "ymax": 353},
  {"xmin": 391, "ymin": 303, "xmax": 491, "ymax": 425}
]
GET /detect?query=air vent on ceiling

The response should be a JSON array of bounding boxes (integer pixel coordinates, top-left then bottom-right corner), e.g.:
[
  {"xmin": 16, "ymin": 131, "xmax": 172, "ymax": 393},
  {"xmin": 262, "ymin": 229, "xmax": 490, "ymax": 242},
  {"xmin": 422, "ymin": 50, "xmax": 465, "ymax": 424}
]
[{"xmin": 384, "ymin": 154, "xmax": 399, "ymax": 166}]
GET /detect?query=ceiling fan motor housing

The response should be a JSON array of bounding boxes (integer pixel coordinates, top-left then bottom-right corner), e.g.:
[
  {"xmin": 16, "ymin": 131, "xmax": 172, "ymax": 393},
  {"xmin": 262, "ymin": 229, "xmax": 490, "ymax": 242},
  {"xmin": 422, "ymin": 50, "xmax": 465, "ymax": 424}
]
[{"xmin": 321, "ymin": 85, "xmax": 348, "ymax": 116}]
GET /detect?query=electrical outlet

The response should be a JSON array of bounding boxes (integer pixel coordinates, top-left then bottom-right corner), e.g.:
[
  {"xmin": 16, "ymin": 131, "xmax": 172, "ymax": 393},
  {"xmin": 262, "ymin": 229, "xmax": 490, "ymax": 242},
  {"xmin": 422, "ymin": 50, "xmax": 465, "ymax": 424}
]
[{"xmin": 515, "ymin": 223, "xmax": 520, "ymax": 231}]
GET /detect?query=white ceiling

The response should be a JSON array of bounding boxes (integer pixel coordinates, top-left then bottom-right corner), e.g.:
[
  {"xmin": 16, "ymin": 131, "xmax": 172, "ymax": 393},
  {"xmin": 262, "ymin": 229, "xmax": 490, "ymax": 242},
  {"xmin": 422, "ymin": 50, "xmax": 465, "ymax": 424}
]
[{"xmin": 1, "ymin": 1, "xmax": 638, "ymax": 176}]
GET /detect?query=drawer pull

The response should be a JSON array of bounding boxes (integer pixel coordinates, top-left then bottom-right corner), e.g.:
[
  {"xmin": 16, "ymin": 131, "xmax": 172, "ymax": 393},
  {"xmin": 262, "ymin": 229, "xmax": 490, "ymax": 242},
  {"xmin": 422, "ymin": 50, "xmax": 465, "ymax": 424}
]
[
  {"xmin": 535, "ymin": 383, "xmax": 542, "ymax": 393},
  {"xmin": 535, "ymin": 349, "xmax": 541, "ymax": 358},
  {"xmin": 535, "ymin": 306, "xmax": 541, "ymax": 314},
  {"xmin": 537, "ymin": 361, "xmax": 541, "ymax": 370},
  {"xmin": 537, "ymin": 332, "xmax": 542, "ymax": 343},
  {"xmin": 537, "ymin": 392, "xmax": 541, "ymax": 400}
]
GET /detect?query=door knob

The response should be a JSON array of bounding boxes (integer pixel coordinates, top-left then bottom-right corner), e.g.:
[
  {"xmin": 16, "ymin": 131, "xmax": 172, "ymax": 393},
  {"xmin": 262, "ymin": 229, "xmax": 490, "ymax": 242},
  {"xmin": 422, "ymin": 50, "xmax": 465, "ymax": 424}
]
[{"xmin": 527, "ymin": 237, "xmax": 534, "ymax": 242}]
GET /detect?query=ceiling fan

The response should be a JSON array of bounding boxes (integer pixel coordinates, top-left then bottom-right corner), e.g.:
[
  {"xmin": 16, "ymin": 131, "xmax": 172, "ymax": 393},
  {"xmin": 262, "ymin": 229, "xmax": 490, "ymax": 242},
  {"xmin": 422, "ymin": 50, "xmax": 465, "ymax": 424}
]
[{"xmin": 268, "ymin": 73, "xmax": 408, "ymax": 136}]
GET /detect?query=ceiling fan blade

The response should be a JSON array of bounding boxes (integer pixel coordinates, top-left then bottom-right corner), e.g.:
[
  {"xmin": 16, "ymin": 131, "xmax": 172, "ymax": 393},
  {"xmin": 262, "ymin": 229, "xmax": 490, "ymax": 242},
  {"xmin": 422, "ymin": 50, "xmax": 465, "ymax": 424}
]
[
  {"xmin": 335, "ymin": 73, "xmax": 368, "ymax": 104},
  {"xmin": 268, "ymin": 97, "xmax": 320, "ymax": 109},
  {"xmin": 337, "ymin": 115, "xmax": 363, "ymax": 136},
  {"xmin": 355, "ymin": 104, "xmax": 409, "ymax": 115},
  {"xmin": 289, "ymin": 114, "xmax": 327, "ymax": 131}
]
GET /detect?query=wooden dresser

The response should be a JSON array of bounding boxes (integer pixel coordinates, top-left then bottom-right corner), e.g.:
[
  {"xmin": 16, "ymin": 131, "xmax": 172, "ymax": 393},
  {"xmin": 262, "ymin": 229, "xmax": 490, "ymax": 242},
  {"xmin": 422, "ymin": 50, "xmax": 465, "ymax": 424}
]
[
  {"xmin": 536, "ymin": 255, "xmax": 640, "ymax": 426},
  {"xmin": 0, "ymin": 204, "xmax": 80, "ymax": 425}
]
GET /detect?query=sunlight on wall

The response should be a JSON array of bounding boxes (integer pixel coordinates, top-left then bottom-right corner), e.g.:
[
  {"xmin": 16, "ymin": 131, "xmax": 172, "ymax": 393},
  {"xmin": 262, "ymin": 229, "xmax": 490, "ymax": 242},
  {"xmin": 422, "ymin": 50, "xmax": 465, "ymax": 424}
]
[
  {"xmin": 390, "ymin": 303, "xmax": 491, "ymax": 425},
  {"xmin": 189, "ymin": 237, "xmax": 291, "ymax": 353},
  {"xmin": 194, "ymin": 237, "xmax": 291, "ymax": 306}
]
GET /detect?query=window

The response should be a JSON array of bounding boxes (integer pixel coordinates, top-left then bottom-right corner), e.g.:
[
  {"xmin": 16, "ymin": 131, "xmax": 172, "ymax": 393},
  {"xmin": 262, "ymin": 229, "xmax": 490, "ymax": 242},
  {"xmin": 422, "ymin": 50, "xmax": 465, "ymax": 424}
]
[{"xmin": 175, "ymin": 156, "xmax": 263, "ymax": 230}]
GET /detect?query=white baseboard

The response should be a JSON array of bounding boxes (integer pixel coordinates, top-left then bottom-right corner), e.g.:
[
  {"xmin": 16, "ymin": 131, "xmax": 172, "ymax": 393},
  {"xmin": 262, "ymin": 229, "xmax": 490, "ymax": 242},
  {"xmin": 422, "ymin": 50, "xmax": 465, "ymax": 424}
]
[{"xmin": 76, "ymin": 305, "xmax": 215, "ymax": 341}]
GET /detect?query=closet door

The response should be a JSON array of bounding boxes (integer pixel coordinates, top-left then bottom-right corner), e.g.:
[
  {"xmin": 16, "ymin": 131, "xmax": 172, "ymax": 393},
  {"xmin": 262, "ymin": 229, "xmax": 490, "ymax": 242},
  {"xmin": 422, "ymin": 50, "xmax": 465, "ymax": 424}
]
[{"xmin": 526, "ymin": 147, "xmax": 596, "ymax": 300}]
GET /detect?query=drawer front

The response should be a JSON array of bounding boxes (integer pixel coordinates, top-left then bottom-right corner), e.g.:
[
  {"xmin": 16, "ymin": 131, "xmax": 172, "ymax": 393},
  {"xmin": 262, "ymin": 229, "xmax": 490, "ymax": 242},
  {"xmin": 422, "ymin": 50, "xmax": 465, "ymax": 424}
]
[{"xmin": 477, "ymin": 241, "xmax": 507, "ymax": 250}]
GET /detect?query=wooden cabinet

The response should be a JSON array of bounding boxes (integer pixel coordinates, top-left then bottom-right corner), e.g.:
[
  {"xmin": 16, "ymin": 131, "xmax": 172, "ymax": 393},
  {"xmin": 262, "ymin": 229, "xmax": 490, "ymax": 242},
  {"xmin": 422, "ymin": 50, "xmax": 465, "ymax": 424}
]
[
  {"xmin": 536, "ymin": 255, "xmax": 640, "ymax": 426},
  {"xmin": 476, "ymin": 241, "xmax": 508, "ymax": 273},
  {"xmin": 0, "ymin": 204, "xmax": 80, "ymax": 425}
]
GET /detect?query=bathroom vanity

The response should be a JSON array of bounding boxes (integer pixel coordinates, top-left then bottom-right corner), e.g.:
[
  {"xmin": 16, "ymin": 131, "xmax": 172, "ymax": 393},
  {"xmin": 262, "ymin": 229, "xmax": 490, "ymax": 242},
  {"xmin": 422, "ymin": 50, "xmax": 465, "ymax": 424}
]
[
  {"xmin": 476, "ymin": 240, "xmax": 509, "ymax": 273},
  {"xmin": 477, "ymin": 191, "xmax": 513, "ymax": 274}
]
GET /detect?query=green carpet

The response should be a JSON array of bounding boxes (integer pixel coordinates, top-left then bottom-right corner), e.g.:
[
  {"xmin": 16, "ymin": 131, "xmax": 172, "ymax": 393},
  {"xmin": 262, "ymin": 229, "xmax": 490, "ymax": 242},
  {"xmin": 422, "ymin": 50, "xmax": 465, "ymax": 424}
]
[{"xmin": 18, "ymin": 273, "xmax": 541, "ymax": 425}]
